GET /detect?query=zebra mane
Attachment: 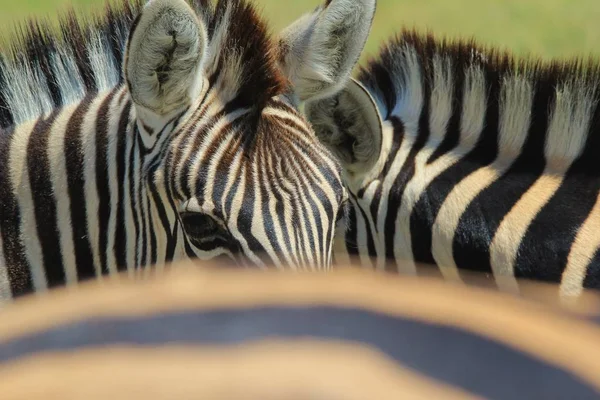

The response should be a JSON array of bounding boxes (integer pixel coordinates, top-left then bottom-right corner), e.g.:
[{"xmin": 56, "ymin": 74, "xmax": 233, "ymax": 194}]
[
  {"xmin": 358, "ymin": 30, "xmax": 600, "ymax": 165},
  {"xmin": 0, "ymin": 0, "xmax": 287, "ymax": 129}
]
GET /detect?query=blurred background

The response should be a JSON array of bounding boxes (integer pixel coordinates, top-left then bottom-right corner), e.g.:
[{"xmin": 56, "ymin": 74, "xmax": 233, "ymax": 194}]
[{"xmin": 0, "ymin": 0, "xmax": 599, "ymax": 63}]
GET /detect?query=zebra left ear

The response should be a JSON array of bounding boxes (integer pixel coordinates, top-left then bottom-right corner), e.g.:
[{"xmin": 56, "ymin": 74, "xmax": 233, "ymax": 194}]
[
  {"xmin": 305, "ymin": 78, "xmax": 383, "ymax": 174},
  {"xmin": 124, "ymin": 0, "xmax": 207, "ymax": 119}
]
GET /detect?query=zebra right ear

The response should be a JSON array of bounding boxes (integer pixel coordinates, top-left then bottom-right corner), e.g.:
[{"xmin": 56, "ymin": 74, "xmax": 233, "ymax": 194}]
[{"xmin": 124, "ymin": 0, "xmax": 207, "ymax": 119}]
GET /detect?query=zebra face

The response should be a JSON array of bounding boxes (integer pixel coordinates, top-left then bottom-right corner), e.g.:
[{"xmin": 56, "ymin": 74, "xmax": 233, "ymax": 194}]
[{"xmin": 123, "ymin": 0, "xmax": 374, "ymax": 269}]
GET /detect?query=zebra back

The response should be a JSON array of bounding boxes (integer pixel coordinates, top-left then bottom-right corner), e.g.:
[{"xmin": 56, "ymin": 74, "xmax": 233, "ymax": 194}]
[
  {"xmin": 1, "ymin": 261, "xmax": 600, "ymax": 398},
  {"xmin": 308, "ymin": 29, "xmax": 600, "ymax": 297}
]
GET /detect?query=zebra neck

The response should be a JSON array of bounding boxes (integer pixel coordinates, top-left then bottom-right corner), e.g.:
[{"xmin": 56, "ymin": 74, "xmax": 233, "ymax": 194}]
[{"xmin": 0, "ymin": 87, "xmax": 188, "ymax": 299}]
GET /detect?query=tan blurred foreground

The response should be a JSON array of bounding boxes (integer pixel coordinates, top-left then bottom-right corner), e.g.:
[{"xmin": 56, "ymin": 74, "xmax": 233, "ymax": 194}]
[{"xmin": 1, "ymin": 260, "xmax": 600, "ymax": 399}]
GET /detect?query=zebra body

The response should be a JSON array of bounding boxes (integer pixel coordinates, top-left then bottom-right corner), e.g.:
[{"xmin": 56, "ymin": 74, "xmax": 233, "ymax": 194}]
[
  {"xmin": 1, "ymin": 263, "xmax": 600, "ymax": 399},
  {"xmin": 0, "ymin": 0, "xmax": 376, "ymax": 299},
  {"xmin": 307, "ymin": 31, "xmax": 600, "ymax": 297}
]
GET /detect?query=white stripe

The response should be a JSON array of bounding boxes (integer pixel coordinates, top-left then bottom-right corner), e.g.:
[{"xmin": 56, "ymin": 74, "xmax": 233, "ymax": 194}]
[
  {"xmin": 358, "ymin": 181, "xmax": 385, "ymax": 269},
  {"xmin": 87, "ymin": 31, "xmax": 120, "ymax": 92},
  {"xmin": 105, "ymin": 95, "xmax": 125, "ymax": 275},
  {"xmin": 186, "ymin": 107, "xmax": 249, "ymax": 196},
  {"xmin": 352, "ymin": 198, "xmax": 374, "ymax": 269},
  {"xmin": 393, "ymin": 57, "xmax": 467, "ymax": 275},
  {"xmin": 81, "ymin": 94, "xmax": 105, "ymax": 278},
  {"xmin": 48, "ymin": 105, "xmax": 78, "ymax": 285},
  {"xmin": 228, "ymin": 165, "xmax": 264, "ymax": 267},
  {"xmin": 201, "ymin": 129, "xmax": 236, "ymax": 213},
  {"xmin": 123, "ymin": 117, "xmax": 136, "ymax": 276},
  {"xmin": 0, "ymin": 226, "xmax": 12, "ymax": 302},
  {"xmin": 375, "ymin": 45, "xmax": 423, "ymax": 271},
  {"xmin": 262, "ymin": 152, "xmax": 294, "ymax": 267},
  {"xmin": 10, "ymin": 121, "xmax": 47, "ymax": 292},
  {"xmin": 560, "ymin": 193, "xmax": 600, "ymax": 297},
  {"xmin": 490, "ymin": 80, "xmax": 594, "ymax": 291},
  {"xmin": 50, "ymin": 47, "xmax": 85, "ymax": 106},
  {"xmin": 1, "ymin": 60, "xmax": 54, "ymax": 125},
  {"xmin": 250, "ymin": 156, "xmax": 282, "ymax": 268},
  {"xmin": 432, "ymin": 74, "xmax": 532, "ymax": 283},
  {"xmin": 275, "ymin": 157, "xmax": 301, "ymax": 266},
  {"xmin": 332, "ymin": 219, "xmax": 351, "ymax": 265}
]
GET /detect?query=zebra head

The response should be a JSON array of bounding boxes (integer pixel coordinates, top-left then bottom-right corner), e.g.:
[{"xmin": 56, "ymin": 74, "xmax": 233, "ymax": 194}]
[{"xmin": 124, "ymin": 0, "xmax": 376, "ymax": 269}]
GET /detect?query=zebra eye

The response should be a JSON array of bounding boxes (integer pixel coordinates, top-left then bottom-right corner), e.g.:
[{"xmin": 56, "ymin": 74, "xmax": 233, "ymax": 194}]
[{"xmin": 180, "ymin": 212, "xmax": 232, "ymax": 248}]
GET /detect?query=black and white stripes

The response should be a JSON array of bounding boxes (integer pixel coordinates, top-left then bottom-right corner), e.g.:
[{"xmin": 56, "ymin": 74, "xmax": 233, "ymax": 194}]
[
  {"xmin": 308, "ymin": 31, "xmax": 600, "ymax": 296},
  {"xmin": 0, "ymin": 0, "xmax": 377, "ymax": 300}
]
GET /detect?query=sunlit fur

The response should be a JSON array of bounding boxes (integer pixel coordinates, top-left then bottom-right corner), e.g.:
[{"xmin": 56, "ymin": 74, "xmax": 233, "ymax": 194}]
[
  {"xmin": 320, "ymin": 30, "xmax": 600, "ymax": 297},
  {"xmin": 0, "ymin": 0, "xmax": 359, "ymax": 301}
]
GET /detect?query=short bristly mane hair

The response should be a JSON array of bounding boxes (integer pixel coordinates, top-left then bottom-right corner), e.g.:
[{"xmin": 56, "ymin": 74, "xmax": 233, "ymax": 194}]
[
  {"xmin": 358, "ymin": 29, "xmax": 600, "ymax": 146},
  {"xmin": 0, "ymin": 0, "xmax": 287, "ymax": 129}
]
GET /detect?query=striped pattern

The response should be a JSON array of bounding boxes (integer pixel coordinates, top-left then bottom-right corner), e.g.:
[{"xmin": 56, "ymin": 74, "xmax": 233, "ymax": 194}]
[
  {"xmin": 1, "ymin": 261, "xmax": 600, "ymax": 399},
  {"xmin": 0, "ymin": 0, "xmax": 350, "ymax": 301},
  {"xmin": 330, "ymin": 31, "xmax": 600, "ymax": 297}
]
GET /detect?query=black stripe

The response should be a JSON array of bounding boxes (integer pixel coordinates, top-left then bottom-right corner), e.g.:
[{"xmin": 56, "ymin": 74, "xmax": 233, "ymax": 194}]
[
  {"xmin": 0, "ymin": 306, "xmax": 597, "ymax": 400},
  {"xmin": 193, "ymin": 121, "xmax": 233, "ymax": 207},
  {"xmin": 224, "ymin": 166, "xmax": 242, "ymax": 224},
  {"xmin": 236, "ymin": 165, "xmax": 269, "ymax": 263},
  {"xmin": 65, "ymin": 95, "xmax": 96, "ymax": 282},
  {"xmin": 344, "ymin": 202, "xmax": 359, "ymax": 267},
  {"xmin": 387, "ymin": 73, "xmax": 431, "ymax": 261},
  {"xmin": 96, "ymin": 90, "xmax": 118, "ymax": 276},
  {"xmin": 0, "ymin": 58, "xmax": 15, "ymax": 128},
  {"xmin": 162, "ymin": 166, "xmax": 182, "ymax": 266},
  {"xmin": 451, "ymin": 71, "xmax": 552, "ymax": 275},
  {"xmin": 136, "ymin": 134, "xmax": 149, "ymax": 268},
  {"xmin": 287, "ymin": 165, "xmax": 319, "ymax": 268},
  {"xmin": 427, "ymin": 55, "xmax": 466, "ymax": 164},
  {"xmin": 583, "ymin": 248, "xmax": 600, "ymax": 289},
  {"xmin": 62, "ymin": 13, "xmax": 97, "ymax": 92},
  {"xmin": 411, "ymin": 62, "xmax": 501, "ymax": 268},
  {"xmin": 177, "ymin": 108, "xmax": 227, "ymax": 200},
  {"xmin": 139, "ymin": 185, "xmax": 149, "ymax": 267},
  {"xmin": 352, "ymin": 195, "xmax": 377, "ymax": 261},
  {"xmin": 515, "ymin": 98, "xmax": 600, "ymax": 284},
  {"xmin": 27, "ymin": 111, "xmax": 65, "ymax": 288},
  {"xmin": 257, "ymin": 156, "xmax": 285, "ymax": 263},
  {"xmin": 0, "ymin": 126, "xmax": 31, "ymax": 296},
  {"xmin": 271, "ymin": 181, "xmax": 297, "ymax": 265},
  {"xmin": 114, "ymin": 102, "xmax": 132, "ymax": 271},
  {"xmin": 211, "ymin": 134, "xmax": 240, "ymax": 217},
  {"xmin": 288, "ymin": 155, "xmax": 335, "ymax": 267},
  {"xmin": 361, "ymin": 117, "xmax": 404, "ymax": 270},
  {"xmin": 358, "ymin": 60, "xmax": 397, "ymax": 120},
  {"xmin": 129, "ymin": 125, "xmax": 141, "ymax": 268},
  {"xmin": 147, "ymin": 162, "xmax": 175, "ymax": 265},
  {"xmin": 25, "ymin": 23, "xmax": 62, "ymax": 108},
  {"xmin": 148, "ymin": 197, "xmax": 158, "ymax": 267}
]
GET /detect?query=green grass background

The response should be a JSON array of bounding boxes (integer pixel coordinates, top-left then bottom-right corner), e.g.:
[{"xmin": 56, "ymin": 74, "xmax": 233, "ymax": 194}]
[{"xmin": 0, "ymin": 0, "xmax": 599, "ymax": 63}]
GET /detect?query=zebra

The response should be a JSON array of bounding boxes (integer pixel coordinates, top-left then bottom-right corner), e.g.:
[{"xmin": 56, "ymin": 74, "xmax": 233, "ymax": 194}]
[
  {"xmin": 1, "ymin": 261, "xmax": 600, "ymax": 399},
  {"xmin": 304, "ymin": 30, "xmax": 600, "ymax": 298},
  {"xmin": 0, "ymin": 0, "xmax": 376, "ymax": 299}
]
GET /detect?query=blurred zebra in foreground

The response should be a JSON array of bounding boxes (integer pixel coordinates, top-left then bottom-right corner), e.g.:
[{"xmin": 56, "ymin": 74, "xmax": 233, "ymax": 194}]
[
  {"xmin": 0, "ymin": 261, "xmax": 600, "ymax": 399},
  {"xmin": 0, "ymin": 0, "xmax": 376, "ymax": 300},
  {"xmin": 306, "ymin": 30, "xmax": 600, "ymax": 297}
]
